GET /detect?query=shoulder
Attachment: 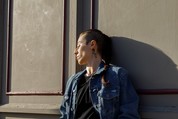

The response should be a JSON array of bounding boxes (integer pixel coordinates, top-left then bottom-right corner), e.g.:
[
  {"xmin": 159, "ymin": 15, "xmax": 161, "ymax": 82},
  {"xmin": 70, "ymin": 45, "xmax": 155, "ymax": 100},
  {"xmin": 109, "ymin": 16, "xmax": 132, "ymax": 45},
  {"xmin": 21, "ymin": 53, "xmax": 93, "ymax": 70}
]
[
  {"xmin": 108, "ymin": 64, "xmax": 128, "ymax": 76},
  {"xmin": 103, "ymin": 64, "xmax": 128, "ymax": 85},
  {"xmin": 108, "ymin": 65, "xmax": 132, "ymax": 87},
  {"xmin": 107, "ymin": 64, "xmax": 129, "ymax": 86}
]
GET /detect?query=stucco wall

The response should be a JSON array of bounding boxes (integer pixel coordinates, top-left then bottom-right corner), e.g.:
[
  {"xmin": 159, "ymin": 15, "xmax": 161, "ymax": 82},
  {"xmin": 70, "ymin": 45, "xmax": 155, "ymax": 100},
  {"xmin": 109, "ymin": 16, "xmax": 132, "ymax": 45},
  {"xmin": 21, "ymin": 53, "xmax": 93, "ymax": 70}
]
[
  {"xmin": 0, "ymin": 0, "xmax": 77, "ymax": 118},
  {"xmin": 97, "ymin": 0, "xmax": 178, "ymax": 118},
  {"xmin": 0, "ymin": 0, "xmax": 178, "ymax": 119}
]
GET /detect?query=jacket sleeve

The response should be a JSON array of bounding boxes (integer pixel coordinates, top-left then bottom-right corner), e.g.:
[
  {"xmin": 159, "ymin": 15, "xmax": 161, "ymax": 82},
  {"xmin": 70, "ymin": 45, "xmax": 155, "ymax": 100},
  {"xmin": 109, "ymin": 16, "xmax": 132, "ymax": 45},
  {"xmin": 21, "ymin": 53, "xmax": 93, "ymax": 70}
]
[
  {"xmin": 59, "ymin": 96, "xmax": 68, "ymax": 119},
  {"xmin": 118, "ymin": 68, "xmax": 140, "ymax": 119},
  {"xmin": 59, "ymin": 75, "xmax": 75, "ymax": 119}
]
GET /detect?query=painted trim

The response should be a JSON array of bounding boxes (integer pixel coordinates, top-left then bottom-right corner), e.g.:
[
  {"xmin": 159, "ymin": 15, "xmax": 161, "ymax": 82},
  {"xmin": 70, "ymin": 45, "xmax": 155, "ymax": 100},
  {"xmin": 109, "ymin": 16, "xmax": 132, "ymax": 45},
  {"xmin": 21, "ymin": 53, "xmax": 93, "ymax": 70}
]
[{"xmin": 137, "ymin": 89, "xmax": 178, "ymax": 95}]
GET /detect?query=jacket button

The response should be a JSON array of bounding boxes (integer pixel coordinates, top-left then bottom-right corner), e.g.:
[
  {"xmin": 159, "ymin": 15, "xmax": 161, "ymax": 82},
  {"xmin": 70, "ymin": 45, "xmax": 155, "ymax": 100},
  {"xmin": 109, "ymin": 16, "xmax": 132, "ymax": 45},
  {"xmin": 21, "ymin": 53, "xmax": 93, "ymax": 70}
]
[
  {"xmin": 73, "ymin": 89, "xmax": 76, "ymax": 92},
  {"xmin": 64, "ymin": 96, "xmax": 69, "ymax": 100},
  {"xmin": 97, "ymin": 104, "xmax": 101, "ymax": 107},
  {"xmin": 93, "ymin": 89, "xmax": 97, "ymax": 92}
]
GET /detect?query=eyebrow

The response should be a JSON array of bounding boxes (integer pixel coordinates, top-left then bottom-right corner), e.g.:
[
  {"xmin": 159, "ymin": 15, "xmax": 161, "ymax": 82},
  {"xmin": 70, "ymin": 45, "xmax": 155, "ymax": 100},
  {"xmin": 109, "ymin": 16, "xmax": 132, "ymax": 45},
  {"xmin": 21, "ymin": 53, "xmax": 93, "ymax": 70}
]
[{"xmin": 77, "ymin": 40, "xmax": 85, "ymax": 44}]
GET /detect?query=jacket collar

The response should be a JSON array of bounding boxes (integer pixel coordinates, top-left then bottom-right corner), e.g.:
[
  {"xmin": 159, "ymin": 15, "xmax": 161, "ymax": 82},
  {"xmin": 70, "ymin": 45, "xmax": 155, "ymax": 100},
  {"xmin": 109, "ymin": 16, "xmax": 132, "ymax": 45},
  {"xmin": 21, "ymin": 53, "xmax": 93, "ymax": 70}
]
[{"xmin": 94, "ymin": 61, "xmax": 106, "ymax": 75}]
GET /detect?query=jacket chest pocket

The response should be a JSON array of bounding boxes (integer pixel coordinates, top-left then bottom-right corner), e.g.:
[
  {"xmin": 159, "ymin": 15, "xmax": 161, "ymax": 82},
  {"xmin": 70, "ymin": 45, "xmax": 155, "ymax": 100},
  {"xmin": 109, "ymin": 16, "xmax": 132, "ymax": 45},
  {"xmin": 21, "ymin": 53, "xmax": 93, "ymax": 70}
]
[
  {"xmin": 99, "ymin": 85, "xmax": 120, "ymax": 99},
  {"xmin": 100, "ymin": 88, "xmax": 119, "ymax": 99},
  {"xmin": 98, "ymin": 87, "xmax": 120, "ymax": 114}
]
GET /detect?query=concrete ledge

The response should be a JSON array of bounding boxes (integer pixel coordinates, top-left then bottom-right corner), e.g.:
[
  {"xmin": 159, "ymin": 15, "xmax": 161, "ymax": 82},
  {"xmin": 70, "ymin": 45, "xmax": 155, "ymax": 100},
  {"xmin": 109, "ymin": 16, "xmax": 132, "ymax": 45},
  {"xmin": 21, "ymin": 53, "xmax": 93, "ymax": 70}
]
[
  {"xmin": 0, "ymin": 103, "xmax": 60, "ymax": 115},
  {"xmin": 140, "ymin": 106, "xmax": 178, "ymax": 119},
  {"xmin": 2, "ymin": 104, "xmax": 178, "ymax": 118}
]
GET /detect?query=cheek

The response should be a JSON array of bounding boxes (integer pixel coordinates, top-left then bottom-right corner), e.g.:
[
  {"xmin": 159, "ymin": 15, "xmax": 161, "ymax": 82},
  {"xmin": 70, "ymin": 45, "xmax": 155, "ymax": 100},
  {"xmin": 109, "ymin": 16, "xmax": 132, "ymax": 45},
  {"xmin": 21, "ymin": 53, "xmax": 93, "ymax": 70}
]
[
  {"xmin": 77, "ymin": 53, "xmax": 87, "ymax": 65},
  {"xmin": 78, "ymin": 48, "xmax": 91, "ymax": 61},
  {"xmin": 82, "ymin": 49, "xmax": 92, "ymax": 57},
  {"xmin": 79, "ymin": 46, "xmax": 89, "ymax": 55}
]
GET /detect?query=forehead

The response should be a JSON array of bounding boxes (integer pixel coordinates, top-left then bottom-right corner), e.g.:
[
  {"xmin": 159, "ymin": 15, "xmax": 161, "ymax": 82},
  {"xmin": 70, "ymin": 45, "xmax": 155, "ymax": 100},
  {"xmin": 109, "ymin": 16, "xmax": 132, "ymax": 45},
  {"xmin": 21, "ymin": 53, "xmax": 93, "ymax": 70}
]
[{"xmin": 77, "ymin": 35, "xmax": 87, "ymax": 44}]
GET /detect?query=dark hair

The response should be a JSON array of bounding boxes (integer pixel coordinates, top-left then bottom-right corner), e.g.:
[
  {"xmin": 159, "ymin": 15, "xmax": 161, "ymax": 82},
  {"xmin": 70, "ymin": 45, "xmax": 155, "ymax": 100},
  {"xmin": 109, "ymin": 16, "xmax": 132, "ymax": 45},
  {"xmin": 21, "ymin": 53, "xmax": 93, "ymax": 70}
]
[
  {"xmin": 79, "ymin": 29, "xmax": 112, "ymax": 65},
  {"xmin": 80, "ymin": 29, "xmax": 111, "ymax": 86}
]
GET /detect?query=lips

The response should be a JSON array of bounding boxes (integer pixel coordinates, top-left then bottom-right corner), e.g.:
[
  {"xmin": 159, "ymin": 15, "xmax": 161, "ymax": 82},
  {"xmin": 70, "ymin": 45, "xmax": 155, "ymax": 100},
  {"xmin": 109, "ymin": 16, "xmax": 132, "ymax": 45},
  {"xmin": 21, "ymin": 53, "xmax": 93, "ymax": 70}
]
[{"xmin": 76, "ymin": 56, "xmax": 80, "ymax": 60}]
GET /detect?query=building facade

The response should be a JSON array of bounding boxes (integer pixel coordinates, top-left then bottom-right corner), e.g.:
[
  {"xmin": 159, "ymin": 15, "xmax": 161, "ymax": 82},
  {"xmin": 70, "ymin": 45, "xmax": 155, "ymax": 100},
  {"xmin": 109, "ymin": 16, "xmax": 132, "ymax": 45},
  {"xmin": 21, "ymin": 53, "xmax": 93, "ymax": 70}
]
[{"xmin": 0, "ymin": 0, "xmax": 178, "ymax": 118}]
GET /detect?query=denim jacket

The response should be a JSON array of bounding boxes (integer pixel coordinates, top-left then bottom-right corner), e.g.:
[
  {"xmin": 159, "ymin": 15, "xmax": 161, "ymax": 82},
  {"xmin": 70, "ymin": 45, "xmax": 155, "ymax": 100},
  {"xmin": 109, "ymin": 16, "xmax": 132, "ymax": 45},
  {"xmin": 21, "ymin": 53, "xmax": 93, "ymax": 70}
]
[{"xmin": 59, "ymin": 62, "xmax": 140, "ymax": 119}]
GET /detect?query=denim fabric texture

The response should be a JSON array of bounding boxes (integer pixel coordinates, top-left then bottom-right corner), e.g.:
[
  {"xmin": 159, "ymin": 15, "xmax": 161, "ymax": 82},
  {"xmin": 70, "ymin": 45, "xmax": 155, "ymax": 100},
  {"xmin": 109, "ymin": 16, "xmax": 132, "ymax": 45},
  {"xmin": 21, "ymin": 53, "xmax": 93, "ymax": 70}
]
[{"xmin": 59, "ymin": 62, "xmax": 140, "ymax": 119}]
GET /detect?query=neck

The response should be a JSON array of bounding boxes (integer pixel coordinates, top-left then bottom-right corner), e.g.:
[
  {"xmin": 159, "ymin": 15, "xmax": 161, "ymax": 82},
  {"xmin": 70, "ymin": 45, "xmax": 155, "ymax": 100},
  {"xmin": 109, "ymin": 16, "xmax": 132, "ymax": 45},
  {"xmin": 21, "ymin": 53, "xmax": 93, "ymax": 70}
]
[{"xmin": 85, "ymin": 58, "xmax": 102, "ymax": 76}]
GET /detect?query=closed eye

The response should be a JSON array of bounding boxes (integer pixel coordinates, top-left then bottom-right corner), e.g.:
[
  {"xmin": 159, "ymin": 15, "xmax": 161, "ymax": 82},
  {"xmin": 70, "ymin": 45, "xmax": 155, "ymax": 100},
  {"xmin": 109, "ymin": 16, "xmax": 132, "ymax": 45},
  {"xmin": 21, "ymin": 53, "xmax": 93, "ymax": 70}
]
[{"xmin": 77, "ymin": 44, "xmax": 80, "ymax": 49}]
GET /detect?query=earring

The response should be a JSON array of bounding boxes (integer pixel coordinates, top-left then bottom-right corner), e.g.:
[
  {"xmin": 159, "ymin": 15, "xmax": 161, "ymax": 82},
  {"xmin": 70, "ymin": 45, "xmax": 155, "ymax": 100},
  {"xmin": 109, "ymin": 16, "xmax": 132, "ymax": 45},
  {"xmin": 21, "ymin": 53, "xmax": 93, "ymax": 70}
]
[{"xmin": 92, "ymin": 49, "xmax": 97, "ymax": 58}]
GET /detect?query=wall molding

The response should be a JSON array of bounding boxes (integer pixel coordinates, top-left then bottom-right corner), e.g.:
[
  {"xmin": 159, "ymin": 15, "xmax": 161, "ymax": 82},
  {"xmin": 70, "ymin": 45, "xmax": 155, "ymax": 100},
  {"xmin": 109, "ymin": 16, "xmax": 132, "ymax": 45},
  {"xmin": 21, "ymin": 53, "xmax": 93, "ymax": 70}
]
[
  {"xmin": 6, "ymin": 0, "xmax": 67, "ymax": 96},
  {"xmin": 138, "ymin": 89, "xmax": 178, "ymax": 95},
  {"xmin": 0, "ymin": 103, "xmax": 59, "ymax": 115}
]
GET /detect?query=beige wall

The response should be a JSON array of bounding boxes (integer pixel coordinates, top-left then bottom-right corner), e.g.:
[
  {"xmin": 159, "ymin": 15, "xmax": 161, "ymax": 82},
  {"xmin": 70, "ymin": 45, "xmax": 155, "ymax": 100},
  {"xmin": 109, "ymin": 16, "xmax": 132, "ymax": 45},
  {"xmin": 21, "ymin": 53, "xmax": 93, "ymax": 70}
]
[
  {"xmin": 97, "ymin": 0, "xmax": 178, "ymax": 118},
  {"xmin": 0, "ymin": 0, "xmax": 178, "ymax": 119},
  {"xmin": 0, "ymin": 0, "xmax": 77, "ymax": 119},
  {"xmin": 98, "ymin": 0, "xmax": 178, "ymax": 89}
]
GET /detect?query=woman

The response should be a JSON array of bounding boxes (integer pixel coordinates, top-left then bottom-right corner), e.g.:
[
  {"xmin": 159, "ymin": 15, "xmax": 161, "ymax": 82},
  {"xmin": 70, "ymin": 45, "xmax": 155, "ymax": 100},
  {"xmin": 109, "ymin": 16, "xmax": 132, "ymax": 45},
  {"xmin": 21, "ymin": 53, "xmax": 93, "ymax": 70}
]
[{"xmin": 59, "ymin": 29, "xmax": 140, "ymax": 119}]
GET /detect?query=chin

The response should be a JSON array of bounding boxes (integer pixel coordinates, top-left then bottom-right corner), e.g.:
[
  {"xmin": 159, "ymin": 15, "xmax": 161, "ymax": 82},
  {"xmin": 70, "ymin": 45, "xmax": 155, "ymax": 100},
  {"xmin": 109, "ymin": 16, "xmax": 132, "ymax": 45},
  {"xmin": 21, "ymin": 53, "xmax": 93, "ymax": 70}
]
[
  {"xmin": 78, "ymin": 62, "xmax": 85, "ymax": 65},
  {"xmin": 77, "ymin": 60, "xmax": 86, "ymax": 65}
]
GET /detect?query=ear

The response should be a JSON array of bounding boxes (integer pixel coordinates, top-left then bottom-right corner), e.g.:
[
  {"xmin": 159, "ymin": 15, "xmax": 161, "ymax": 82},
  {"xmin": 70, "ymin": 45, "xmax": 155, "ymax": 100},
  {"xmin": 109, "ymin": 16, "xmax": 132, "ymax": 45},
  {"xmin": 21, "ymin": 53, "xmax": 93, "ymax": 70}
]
[{"xmin": 90, "ymin": 40, "xmax": 97, "ymax": 49}]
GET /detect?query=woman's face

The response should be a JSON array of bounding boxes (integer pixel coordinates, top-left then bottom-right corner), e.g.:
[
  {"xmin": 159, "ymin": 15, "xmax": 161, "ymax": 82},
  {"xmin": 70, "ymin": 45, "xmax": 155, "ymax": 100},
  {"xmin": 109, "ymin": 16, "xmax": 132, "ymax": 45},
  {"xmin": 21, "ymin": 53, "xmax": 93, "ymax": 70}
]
[{"xmin": 74, "ymin": 35, "xmax": 92, "ymax": 65}]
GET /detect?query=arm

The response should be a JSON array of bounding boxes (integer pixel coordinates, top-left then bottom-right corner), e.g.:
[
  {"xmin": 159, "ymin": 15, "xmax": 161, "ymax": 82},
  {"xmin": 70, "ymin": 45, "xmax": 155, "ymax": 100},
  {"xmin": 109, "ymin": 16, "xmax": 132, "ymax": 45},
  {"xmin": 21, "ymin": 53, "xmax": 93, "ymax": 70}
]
[
  {"xmin": 118, "ymin": 68, "xmax": 140, "ymax": 119},
  {"xmin": 59, "ymin": 96, "xmax": 68, "ymax": 119},
  {"xmin": 59, "ymin": 75, "xmax": 75, "ymax": 119}
]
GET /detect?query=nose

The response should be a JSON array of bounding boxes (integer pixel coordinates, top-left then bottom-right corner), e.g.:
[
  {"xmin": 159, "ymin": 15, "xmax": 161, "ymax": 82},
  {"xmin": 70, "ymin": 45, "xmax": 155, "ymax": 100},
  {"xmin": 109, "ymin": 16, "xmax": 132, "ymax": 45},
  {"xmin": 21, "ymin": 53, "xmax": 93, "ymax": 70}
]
[{"xmin": 74, "ymin": 48, "xmax": 78, "ymax": 55}]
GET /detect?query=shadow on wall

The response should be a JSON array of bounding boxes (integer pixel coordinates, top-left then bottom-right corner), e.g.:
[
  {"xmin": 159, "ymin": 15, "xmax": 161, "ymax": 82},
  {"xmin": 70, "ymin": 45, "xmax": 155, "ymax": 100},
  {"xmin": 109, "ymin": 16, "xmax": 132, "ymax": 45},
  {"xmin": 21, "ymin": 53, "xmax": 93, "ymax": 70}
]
[{"xmin": 111, "ymin": 37, "xmax": 178, "ymax": 90}]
